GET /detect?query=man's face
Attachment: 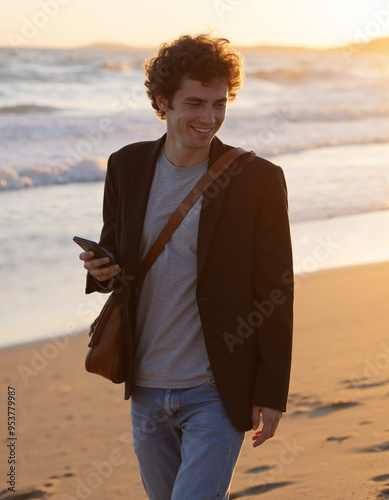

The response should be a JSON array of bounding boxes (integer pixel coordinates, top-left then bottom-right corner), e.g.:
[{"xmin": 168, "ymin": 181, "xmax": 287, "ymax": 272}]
[{"xmin": 158, "ymin": 78, "xmax": 228, "ymax": 154}]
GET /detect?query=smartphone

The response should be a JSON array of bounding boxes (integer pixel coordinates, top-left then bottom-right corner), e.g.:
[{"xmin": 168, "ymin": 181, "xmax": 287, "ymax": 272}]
[{"xmin": 73, "ymin": 236, "xmax": 117, "ymax": 267}]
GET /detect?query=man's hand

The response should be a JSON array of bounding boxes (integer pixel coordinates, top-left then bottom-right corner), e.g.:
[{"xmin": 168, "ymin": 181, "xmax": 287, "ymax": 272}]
[
  {"xmin": 251, "ymin": 406, "xmax": 282, "ymax": 448},
  {"xmin": 79, "ymin": 251, "xmax": 121, "ymax": 282}
]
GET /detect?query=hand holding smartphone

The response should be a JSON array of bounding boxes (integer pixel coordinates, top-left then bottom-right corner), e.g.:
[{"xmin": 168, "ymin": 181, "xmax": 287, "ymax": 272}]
[{"xmin": 73, "ymin": 236, "xmax": 117, "ymax": 268}]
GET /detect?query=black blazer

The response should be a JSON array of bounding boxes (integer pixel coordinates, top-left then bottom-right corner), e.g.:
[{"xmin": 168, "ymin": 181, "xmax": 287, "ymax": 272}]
[{"xmin": 86, "ymin": 134, "xmax": 294, "ymax": 431}]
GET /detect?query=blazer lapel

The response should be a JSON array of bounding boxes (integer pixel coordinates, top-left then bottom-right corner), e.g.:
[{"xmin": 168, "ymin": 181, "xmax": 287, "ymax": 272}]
[
  {"xmin": 123, "ymin": 135, "xmax": 166, "ymax": 277},
  {"xmin": 197, "ymin": 136, "xmax": 231, "ymax": 282}
]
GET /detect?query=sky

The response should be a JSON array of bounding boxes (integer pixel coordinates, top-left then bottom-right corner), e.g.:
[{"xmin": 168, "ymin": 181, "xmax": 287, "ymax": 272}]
[{"xmin": 1, "ymin": 0, "xmax": 389, "ymax": 50}]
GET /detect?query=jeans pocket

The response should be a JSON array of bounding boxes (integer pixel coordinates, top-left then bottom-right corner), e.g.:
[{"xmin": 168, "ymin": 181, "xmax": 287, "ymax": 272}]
[{"xmin": 206, "ymin": 378, "xmax": 217, "ymax": 389}]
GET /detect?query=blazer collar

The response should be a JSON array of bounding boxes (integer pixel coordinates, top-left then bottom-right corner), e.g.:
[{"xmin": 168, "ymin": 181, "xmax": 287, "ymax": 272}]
[{"xmin": 138, "ymin": 133, "xmax": 167, "ymax": 165}]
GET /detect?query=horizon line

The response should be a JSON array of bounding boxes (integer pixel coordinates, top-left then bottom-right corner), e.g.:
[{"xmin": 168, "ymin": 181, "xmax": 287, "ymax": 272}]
[{"xmin": 1, "ymin": 35, "xmax": 388, "ymax": 52}]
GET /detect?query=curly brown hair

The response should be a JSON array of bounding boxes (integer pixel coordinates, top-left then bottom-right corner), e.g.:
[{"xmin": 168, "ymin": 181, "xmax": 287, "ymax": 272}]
[{"xmin": 144, "ymin": 34, "xmax": 245, "ymax": 120}]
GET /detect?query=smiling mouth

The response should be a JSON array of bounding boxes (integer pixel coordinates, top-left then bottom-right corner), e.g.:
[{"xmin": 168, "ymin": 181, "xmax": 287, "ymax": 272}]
[{"xmin": 191, "ymin": 126, "xmax": 213, "ymax": 134}]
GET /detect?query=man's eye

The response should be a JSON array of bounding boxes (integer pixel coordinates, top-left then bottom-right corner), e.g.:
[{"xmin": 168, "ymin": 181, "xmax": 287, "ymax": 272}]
[{"xmin": 215, "ymin": 102, "xmax": 226, "ymax": 108}]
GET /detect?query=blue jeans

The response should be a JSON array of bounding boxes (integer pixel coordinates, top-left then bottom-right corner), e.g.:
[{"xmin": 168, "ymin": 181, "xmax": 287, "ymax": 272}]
[{"xmin": 130, "ymin": 380, "xmax": 245, "ymax": 500}]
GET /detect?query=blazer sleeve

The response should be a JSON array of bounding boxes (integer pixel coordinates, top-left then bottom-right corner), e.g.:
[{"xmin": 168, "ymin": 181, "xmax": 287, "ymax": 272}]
[
  {"xmin": 252, "ymin": 165, "xmax": 294, "ymax": 412},
  {"xmin": 85, "ymin": 153, "xmax": 120, "ymax": 294}
]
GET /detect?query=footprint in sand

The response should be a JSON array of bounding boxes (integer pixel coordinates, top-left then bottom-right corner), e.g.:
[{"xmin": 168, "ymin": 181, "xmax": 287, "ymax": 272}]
[
  {"xmin": 48, "ymin": 472, "xmax": 75, "ymax": 480},
  {"xmin": 0, "ymin": 488, "xmax": 48, "ymax": 499},
  {"xmin": 230, "ymin": 481, "xmax": 293, "ymax": 498},
  {"xmin": 288, "ymin": 394, "xmax": 360, "ymax": 418},
  {"xmin": 245, "ymin": 465, "xmax": 273, "ymax": 474},
  {"xmin": 361, "ymin": 441, "xmax": 389, "ymax": 453},
  {"xmin": 326, "ymin": 436, "xmax": 352, "ymax": 443},
  {"xmin": 288, "ymin": 394, "xmax": 324, "ymax": 416},
  {"xmin": 230, "ymin": 465, "xmax": 293, "ymax": 498},
  {"xmin": 309, "ymin": 401, "xmax": 360, "ymax": 418},
  {"xmin": 341, "ymin": 377, "xmax": 389, "ymax": 391},
  {"xmin": 288, "ymin": 393, "xmax": 322, "ymax": 407},
  {"xmin": 372, "ymin": 473, "xmax": 389, "ymax": 482},
  {"xmin": 0, "ymin": 472, "xmax": 75, "ymax": 500}
]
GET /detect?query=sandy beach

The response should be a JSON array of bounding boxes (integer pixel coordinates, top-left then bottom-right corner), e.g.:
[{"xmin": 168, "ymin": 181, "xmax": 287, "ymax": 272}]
[{"xmin": 1, "ymin": 261, "xmax": 389, "ymax": 500}]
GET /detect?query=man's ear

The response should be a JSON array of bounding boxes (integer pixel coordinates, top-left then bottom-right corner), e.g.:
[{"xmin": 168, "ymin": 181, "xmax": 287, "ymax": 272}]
[{"xmin": 155, "ymin": 95, "xmax": 169, "ymax": 113}]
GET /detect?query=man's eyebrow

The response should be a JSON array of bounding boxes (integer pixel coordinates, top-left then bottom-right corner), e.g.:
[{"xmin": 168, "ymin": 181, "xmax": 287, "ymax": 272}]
[{"xmin": 184, "ymin": 96, "xmax": 228, "ymax": 103}]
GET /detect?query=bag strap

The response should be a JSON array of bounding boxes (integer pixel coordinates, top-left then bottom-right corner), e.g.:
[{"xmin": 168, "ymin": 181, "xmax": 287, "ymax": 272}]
[{"xmin": 133, "ymin": 147, "xmax": 249, "ymax": 290}]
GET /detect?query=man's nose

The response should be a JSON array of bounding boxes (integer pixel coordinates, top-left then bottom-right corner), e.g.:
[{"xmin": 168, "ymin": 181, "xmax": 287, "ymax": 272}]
[{"xmin": 199, "ymin": 106, "xmax": 215, "ymax": 124}]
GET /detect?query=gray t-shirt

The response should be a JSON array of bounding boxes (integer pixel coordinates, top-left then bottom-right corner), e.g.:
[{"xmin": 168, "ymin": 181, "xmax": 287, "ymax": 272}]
[{"xmin": 133, "ymin": 149, "xmax": 213, "ymax": 388}]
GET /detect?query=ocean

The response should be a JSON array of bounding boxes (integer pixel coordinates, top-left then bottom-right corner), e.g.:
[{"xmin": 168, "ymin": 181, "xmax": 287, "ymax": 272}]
[{"xmin": 1, "ymin": 46, "xmax": 389, "ymax": 348}]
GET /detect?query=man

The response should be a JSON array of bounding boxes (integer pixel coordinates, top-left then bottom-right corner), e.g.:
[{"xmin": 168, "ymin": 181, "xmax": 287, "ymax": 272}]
[{"xmin": 80, "ymin": 34, "xmax": 293, "ymax": 500}]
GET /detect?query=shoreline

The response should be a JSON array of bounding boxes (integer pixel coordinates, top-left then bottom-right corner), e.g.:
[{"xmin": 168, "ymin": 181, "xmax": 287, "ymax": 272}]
[
  {"xmin": 1, "ymin": 260, "xmax": 389, "ymax": 499},
  {"xmin": 1, "ymin": 252, "xmax": 389, "ymax": 351},
  {"xmin": 1, "ymin": 202, "xmax": 389, "ymax": 352}
]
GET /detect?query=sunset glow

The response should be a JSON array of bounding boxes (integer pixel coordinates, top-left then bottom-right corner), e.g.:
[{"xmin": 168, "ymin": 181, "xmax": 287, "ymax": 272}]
[{"xmin": 2, "ymin": 0, "xmax": 389, "ymax": 50}]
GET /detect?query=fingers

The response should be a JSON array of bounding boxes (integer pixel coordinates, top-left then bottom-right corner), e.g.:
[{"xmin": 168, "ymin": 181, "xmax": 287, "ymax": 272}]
[
  {"xmin": 252, "ymin": 421, "xmax": 275, "ymax": 447},
  {"xmin": 80, "ymin": 251, "xmax": 121, "ymax": 282},
  {"xmin": 251, "ymin": 405, "xmax": 261, "ymax": 431},
  {"xmin": 79, "ymin": 250, "xmax": 94, "ymax": 261},
  {"xmin": 88, "ymin": 262, "xmax": 121, "ymax": 282},
  {"xmin": 252, "ymin": 407, "xmax": 282, "ymax": 448}
]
